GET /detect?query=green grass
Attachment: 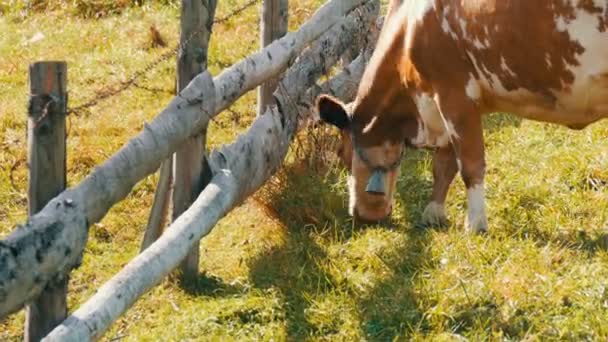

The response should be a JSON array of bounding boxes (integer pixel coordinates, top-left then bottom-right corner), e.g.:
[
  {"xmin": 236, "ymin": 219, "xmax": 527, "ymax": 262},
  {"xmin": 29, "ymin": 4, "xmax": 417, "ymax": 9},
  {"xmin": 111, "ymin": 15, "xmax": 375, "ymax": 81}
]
[{"xmin": 2, "ymin": 1, "xmax": 608, "ymax": 341}]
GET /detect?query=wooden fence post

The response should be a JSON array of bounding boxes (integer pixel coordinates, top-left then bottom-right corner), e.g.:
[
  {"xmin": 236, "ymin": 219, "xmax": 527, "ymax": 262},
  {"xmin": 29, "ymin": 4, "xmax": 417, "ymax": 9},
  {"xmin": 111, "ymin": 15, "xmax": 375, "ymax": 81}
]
[
  {"xmin": 173, "ymin": 0, "xmax": 217, "ymax": 284},
  {"xmin": 257, "ymin": 0, "xmax": 288, "ymax": 116},
  {"xmin": 24, "ymin": 61, "xmax": 68, "ymax": 342},
  {"xmin": 140, "ymin": 159, "xmax": 172, "ymax": 251}
]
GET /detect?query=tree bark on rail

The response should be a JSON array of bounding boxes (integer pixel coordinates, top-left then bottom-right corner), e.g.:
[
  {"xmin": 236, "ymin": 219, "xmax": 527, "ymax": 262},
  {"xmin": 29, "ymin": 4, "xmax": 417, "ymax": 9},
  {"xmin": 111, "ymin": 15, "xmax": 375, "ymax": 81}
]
[
  {"xmin": 0, "ymin": 0, "xmax": 370, "ymax": 319},
  {"xmin": 43, "ymin": 2, "xmax": 378, "ymax": 340}
]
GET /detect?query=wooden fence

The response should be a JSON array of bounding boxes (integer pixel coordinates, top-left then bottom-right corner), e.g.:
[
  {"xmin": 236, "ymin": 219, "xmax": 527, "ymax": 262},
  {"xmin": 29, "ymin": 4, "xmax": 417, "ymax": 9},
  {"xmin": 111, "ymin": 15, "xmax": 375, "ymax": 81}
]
[{"xmin": 0, "ymin": 0, "xmax": 380, "ymax": 340}]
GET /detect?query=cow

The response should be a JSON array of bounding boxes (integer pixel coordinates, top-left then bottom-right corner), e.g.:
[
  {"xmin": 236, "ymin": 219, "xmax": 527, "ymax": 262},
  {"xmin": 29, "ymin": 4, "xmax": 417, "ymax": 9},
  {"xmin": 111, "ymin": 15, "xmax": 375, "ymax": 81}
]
[{"xmin": 316, "ymin": 0, "xmax": 608, "ymax": 233}]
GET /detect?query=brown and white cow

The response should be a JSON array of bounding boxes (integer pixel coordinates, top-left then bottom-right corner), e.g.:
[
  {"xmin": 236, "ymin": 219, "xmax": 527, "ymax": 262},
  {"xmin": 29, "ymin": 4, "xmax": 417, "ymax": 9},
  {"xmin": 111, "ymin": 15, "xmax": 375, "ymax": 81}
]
[{"xmin": 317, "ymin": 0, "xmax": 608, "ymax": 232}]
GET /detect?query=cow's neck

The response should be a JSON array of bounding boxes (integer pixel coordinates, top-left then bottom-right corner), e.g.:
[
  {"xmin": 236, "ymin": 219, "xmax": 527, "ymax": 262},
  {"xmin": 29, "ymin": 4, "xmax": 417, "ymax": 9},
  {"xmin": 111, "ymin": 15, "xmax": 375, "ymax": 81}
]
[{"xmin": 349, "ymin": 18, "xmax": 419, "ymax": 146}]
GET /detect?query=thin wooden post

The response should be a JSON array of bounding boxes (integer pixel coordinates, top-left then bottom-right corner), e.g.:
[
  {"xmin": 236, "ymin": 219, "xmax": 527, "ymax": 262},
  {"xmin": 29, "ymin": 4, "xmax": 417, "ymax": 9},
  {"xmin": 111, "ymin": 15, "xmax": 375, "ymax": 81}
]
[
  {"xmin": 24, "ymin": 61, "xmax": 68, "ymax": 342},
  {"xmin": 173, "ymin": 0, "xmax": 217, "ymax": 283},
  {"xmin": 140, "ymin": 159, "xmax": 173, "ymax": 252},
  {"xmin": 257, "ymin": 0, "xmax": 288, "ymax": 116}
]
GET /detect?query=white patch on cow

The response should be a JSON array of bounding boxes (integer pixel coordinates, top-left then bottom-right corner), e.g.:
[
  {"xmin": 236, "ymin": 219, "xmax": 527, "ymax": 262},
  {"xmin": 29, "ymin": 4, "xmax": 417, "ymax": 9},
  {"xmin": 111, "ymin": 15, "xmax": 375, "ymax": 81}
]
[
  {"xmin": 459, "ymin": 18, "xmax": 467, "ymax": 37},
  {"xmin": 465, "ymin": 183, "xmax": 488, "ymax": 233},
  {"xmin": 441, "ymin": 16, "xmax": 451, "ymax": 34},
  {"xmin": 465, "ymin": 75, "xmax": 482, "ymax": 101},
  {"xmin": 500, "ymin": 56, "xmax": 516, "ymax": 77},
  {"xmin": 439, "ymin": 5, "xmax": 459, "ymax": 41},
  {"xmin": 402, "ymin": 0, "xmax": 435, "ymax": 52},
  {"xmin": 553, "ymin": 4, "xmax": 608, "ymax": 117},
  {"xmin": 444, "ymin": 120, "xmax": 459, "ymax": 139},
  {"xmin": 362, "ymin": 115, "xmax": 378, "ymax": 134},
  {"xmin": 402, "ymin": 0, "xmax": 434, "ymax": 23},
  {"xmin": 410, "ymin": 121, "xmax": 426, "ymax": 146},
  {"xmin": 347, "ymin": 175, "xmax": 355, "ymax": 216},
  {"xmin": 388, "ymin": 0, "xmax": 435, "ymax": 54},
  {"xmin": 555, "ymin": 15, "xmax": 568, "ymax": 32},
  {"xmin": 411, "ymin": 93, "xmax": 453, "ymax": 148},
  {"xmin": 545, "ymin": 53, "xmax": 552, "ymax": 68},
  {"xmin": 472, "ymin": 38, "xmax": 486, "ymax": 50},
  {"xmin": 441, "ymin": 17, "xmax": 458, "ymax": 40}
]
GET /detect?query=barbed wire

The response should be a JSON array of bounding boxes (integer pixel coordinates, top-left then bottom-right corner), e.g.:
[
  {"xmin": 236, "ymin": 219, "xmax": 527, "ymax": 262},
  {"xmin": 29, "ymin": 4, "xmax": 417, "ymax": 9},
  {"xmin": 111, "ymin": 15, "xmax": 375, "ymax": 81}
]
[
  {"xmin": 67, "ymin": 0, "xmax": 261, "ymax": 116},
  {"xmin": 214, "ymin": 0, "xmax": 259, "ymax": 24}
]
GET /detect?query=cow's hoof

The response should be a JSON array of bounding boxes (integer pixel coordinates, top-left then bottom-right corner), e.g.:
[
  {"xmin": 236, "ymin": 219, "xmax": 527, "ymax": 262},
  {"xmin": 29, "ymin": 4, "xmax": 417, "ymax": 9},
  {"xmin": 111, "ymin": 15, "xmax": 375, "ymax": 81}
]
[
  {"xmin": 465, "ymin": 215, "xmax": 488, "ymax": 234},
  {"xmin": 420, "ymin": 202, "xmax": 448, "ymax": 228}
]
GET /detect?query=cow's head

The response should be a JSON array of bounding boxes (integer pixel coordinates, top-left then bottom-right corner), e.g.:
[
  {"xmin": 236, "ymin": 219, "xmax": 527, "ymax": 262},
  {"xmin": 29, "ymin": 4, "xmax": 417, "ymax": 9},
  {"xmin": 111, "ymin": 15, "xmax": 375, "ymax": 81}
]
[{"xmin": 317, "ymin": 94, "xmax": 406, "ymax": 223}]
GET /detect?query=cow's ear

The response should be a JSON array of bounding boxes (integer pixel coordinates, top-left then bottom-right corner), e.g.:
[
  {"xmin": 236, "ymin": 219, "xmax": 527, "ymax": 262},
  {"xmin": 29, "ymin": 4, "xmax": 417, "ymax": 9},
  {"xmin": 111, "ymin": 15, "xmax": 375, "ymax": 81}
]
[{"xmin": 317, "ymin": 95, "xmax": 350, "ymax": 130}]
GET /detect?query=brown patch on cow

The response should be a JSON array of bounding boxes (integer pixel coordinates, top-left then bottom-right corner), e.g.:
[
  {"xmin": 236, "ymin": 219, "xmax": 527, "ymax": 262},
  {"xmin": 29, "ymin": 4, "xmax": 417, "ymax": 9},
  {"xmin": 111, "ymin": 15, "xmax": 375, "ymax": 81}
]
[
  {"xmin": 436, "ymin": 1, "xmax": 585, "ymax": 95},
  {"xmin": 348, "ymin": 17, "xmax": 417, "ymax": 147},
  {"xmin": 315, "ymin": 0, "xmax": 608, "ymax": 225},
  {"xmin": 348, "ymin": 6, "xmax": 436, "ymax": 149},
  {"xmin": 337, "ymin": 130, "xmax": 353, "ymax": 171}
]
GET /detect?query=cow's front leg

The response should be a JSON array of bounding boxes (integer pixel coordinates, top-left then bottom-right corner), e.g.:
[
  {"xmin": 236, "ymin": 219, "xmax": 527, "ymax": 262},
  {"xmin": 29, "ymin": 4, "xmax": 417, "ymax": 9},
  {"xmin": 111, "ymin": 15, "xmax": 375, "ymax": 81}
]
[
  {"xmin": 421, "ymin": 146, "xmax": 458, "ymax": 227},
  {"xmin": 435, "ymin": 90, "xmax": 488, "ymax": 233}
]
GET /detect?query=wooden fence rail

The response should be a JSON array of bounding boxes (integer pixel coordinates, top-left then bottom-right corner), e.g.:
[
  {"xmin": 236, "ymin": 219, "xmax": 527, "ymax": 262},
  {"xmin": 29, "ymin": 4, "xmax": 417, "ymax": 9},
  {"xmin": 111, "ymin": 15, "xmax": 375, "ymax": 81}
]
[
  {"xmin": 0, "ymin": 0, "xmax": 369, "ymax": 319},
  {"xmin": 43, "ymin": 2, "xmax": 379, "ymax": 338}
]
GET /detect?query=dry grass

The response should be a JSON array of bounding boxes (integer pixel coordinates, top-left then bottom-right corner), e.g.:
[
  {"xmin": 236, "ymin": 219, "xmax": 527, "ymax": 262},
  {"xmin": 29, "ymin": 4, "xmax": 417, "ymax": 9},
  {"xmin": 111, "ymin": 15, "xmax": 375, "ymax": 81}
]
[{"xmin": 2, "ymin": 1, "xmax": 608, "ymax": 341}]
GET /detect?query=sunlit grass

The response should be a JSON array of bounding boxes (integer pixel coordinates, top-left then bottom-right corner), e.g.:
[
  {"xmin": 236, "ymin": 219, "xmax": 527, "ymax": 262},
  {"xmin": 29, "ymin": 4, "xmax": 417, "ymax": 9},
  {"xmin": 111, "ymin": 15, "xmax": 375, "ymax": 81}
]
[{"xmin": 2, "ymin": 1, "xmax": 608, "ymax": 341}]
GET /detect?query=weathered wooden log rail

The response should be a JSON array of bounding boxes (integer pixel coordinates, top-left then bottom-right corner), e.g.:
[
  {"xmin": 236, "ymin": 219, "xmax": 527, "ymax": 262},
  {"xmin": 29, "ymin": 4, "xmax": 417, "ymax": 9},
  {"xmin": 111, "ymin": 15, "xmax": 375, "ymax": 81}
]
[{"xmin": 0, "ymin": 0, "xmax": 380, "ymax": 339}]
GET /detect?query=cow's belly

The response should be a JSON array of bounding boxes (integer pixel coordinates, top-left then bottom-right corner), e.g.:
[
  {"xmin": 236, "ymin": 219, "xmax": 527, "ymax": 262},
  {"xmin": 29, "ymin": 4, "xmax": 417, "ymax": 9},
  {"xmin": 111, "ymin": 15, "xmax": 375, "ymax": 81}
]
[{"xmin": 478, "ymin": 73, "xmax": 608, "ymax": 128}]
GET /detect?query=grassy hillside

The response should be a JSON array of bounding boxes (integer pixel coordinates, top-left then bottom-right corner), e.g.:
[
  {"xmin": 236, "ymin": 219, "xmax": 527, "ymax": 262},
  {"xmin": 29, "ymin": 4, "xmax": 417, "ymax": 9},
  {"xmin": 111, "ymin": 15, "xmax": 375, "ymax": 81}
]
[{"xmin": 2, "ymin": 1, "xmax": 608, "ymax": 340}]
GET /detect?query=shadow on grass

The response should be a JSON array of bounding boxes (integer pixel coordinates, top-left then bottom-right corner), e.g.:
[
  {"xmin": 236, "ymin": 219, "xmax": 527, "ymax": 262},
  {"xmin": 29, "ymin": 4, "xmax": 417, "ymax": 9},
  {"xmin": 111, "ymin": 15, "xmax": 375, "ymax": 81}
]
[
  {"xmin": 247, "ymin": 166, "xmax": 351, "ymax": 338},
  {"xmin": 246, "ymin": 146, "xmax": 438, "ymax": 339},
  {"xmin": 357, "ymin": 148, "xmax": 438, "ymax": 339},
  {"xmin": 244, "ymin": 114, "xmax": 527, "ymax": 339},
  {"xmin": 179, "ymin": 272, "xmax": 248, "ymax": 298},
  {"xmin": 248, "ymin": 228, "xmax": 336, "ymax": 338},
  {"xmin": 355, "ymin": 228, "xmax": 434, "ymax": 339}
]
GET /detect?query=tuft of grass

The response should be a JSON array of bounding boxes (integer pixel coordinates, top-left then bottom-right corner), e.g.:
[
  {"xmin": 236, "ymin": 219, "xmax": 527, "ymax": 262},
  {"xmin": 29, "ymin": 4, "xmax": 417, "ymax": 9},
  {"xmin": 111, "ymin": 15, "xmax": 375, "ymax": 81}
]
[{"xmin": 2, "ymin": 1, "xmax": 608, "ymax": 341}]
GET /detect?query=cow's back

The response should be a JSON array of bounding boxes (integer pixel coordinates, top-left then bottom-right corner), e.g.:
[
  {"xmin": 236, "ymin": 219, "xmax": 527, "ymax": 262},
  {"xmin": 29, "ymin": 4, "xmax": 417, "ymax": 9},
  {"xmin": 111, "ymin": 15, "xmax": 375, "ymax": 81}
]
[{"xmin": 409, "ymin": 0, "xmax": 608, "ymax": 128}]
